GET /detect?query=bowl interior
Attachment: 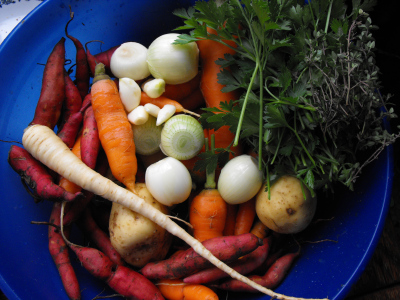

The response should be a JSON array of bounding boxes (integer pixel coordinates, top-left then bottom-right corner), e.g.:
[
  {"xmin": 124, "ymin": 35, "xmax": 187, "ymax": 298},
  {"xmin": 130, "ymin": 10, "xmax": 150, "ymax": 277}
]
[{"xmin": 0, "ymin": 1, "xmax": 393, "ymax": 300}]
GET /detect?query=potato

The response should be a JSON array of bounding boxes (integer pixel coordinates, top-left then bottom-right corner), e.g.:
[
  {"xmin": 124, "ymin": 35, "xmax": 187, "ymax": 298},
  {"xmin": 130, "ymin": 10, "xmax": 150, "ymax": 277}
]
[
  {"xmin": 255, "ymin": 175, "xmax": 316, "ymax": 234},
  {"xmin": 109, "ymin": 183, "xmax": 172, "ymax": 267}
]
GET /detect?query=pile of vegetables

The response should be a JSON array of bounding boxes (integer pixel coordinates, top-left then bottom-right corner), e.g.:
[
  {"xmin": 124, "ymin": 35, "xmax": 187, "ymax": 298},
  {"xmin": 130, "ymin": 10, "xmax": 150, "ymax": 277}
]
[{"xmin": 6, "ymin": 0, "xmax": 399, "ymax": 300}]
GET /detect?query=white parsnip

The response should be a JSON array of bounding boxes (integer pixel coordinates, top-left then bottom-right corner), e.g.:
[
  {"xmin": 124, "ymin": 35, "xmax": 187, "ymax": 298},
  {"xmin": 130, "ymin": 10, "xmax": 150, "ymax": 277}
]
[{"xmin": 22, "ymin": 124, "xmax": 329, "ymax": 300}]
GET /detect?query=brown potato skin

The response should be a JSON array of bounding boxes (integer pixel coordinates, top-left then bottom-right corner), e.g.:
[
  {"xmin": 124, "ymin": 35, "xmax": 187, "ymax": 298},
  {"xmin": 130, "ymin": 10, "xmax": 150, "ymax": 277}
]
[
  {"xmin": 109, "ymin": 183, "xmax": 172, "ymax": 267},
  {"xmin": 255, "ymin": 175, "xmax": 316, "ymax": 234}
]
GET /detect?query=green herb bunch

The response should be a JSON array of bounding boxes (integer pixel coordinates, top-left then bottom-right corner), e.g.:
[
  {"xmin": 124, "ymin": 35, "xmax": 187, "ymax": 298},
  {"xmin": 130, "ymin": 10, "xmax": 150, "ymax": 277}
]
[{"xmin": 174, "ymin": 0, "xmax": 399, "ymax": 196}]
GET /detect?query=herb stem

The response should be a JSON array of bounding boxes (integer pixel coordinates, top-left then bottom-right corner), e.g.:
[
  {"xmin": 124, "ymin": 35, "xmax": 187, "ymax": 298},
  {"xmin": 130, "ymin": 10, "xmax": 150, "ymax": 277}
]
[
  {"xmin": 258, "ymin": 63, "xmax": 264, "ymax": 170},
  {"xmin": 205, "ymin": 135, "xmax": 216, "ymax": 189},
  {"xmin": 289, "ymin": 125, "xmax": 316, "ymax": 166},
  {"xmin": 324, "ymin": 0, "xmax": 333, "ymax": 34},
  {"xmin": 234, "ymin": 61, "xmax": 260, "ymax": 147}
]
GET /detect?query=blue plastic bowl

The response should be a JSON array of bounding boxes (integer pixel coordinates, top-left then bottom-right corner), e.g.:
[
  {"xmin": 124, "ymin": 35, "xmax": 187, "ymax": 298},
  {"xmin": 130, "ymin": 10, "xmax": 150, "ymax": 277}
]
[{"xmin": 0, "ymin": 1, "xmax": 394, "ymax": 300}]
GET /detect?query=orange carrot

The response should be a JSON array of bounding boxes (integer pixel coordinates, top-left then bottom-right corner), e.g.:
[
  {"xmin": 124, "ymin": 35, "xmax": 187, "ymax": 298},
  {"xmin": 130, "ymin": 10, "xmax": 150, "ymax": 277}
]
[
  {"xmin": 189, "ymin": 134, "xmax": 227, "ymax": 242},
  {"xmin": 250, "ymin": 219, "xmax": 270, "ymax": 239},
  {"xmin": 190, "ymin": 189, "xmax": 227, "ymax": 242},
  {"xmin": 223, "ymin": 203, "xmax": 238, "ymax": 236},
  {"xmin": 162, "ymin": 72, "xmax": 201, "ymax": 102},
  {"xmin": 140, "ymin": 92, "xmax": 199, "ymax": 118},
  {"xmin": 196, "ymin": 28, "xmax": 238, "ymax": 109},
  {"xmin": 91, "ymin": 63, "xmax": 137, "ymax": 192},
  {"xmin": 196, "ymin": 27, "xmax": 242, "ymax": 158},
  {"xmin": 157, "ymin": 279, "xmax": 218, "ymax": 300},
  {"xmin": 178, "ymin": 88, "xmax": 206, "ymax": 112},
  {"xmin": 59, "ymin": 134, "xmax": 82, "ymax": 194},
  {"xmin": 234, "ymin": 198, "xmax": 256, "ymax": 236}
]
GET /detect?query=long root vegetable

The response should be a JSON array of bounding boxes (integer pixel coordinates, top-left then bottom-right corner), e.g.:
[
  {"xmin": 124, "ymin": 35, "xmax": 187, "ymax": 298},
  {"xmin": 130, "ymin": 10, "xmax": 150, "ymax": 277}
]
[
  {"xmin": 178, "ymin": 88, "xmax": 205, "ymax": 112},
  {"xmin": 217, "ymin": 249, "xmax": 300, "ymax": 293},
  {"xmin": 250, "ymin": 220, "xmax": 270, "ymax": 239},
  {"xmin": 64, "ymin": 237, "xmax": 164, "ymax": 300},
  {"xmin": 184, "ymin": 236, "xmax": 272, "ymax": 285},
  {"xmin": 63, "ymin": 152, "xmax": 108, "ymax": 226},
  {"xmin": 196, "ymin": 27, "xmax": 242, "ymax": 158},
  {"xmin": 157, "ymin": 279, "xmax": 218, "ymax": 300},
  {"xmin": 81, "ymin": 105, "xmax": 100, "ymax": 169},
  {"xmin": 234, "ymin": 198, "xmax": 256, "ymax": 236},
  {"xmin": 21, "ymin": 124, "xmax": 328, "ymax": 300},
  {"xmin": 86, "ymin": 43, "xmax": 119, "ymax": 77},
  {"xmin": 223, "ymin": 204, "xmax": 237, "ymax": 236},
  {"xmin": 7, "ymin": 145, "xmax": 83, "ymax": 203},
  {"xmin": 30, "ymin": 37, "xmax": 66, "ymax": 129},
  {"xmin": 189, "ymin": 188, "xmax": 227, "ymax": 242},
  {"xmin": 48, "ymin": 203, "xmax": 80, "ymax": 300},
  {"xmin": 65, "ymin": 10, "xmax": 90, "ymax": 100},
  {"xmin": 140, "ymin": 233, "xmax": 261, "ymax": 280},
  {"xmin": 60, "ymin": 70, "xmax": 83, "ymax": 128},
  {"xmin": 140, "ymin": 92, "xmax": 200, "ymax": 118},
  {"xmin": 91, "ymin": 63, "xmax": 137, "ymax": 192},
  {"xmin": 58, "ymin": 135, "xmax": 83, "ymax": 194},
  {"xmin": 162, "ymin": 72, "xmax": 201, "ymax": 101},
  {"xmin": 77, "ymin": 207, "xmax": 124, "ymax": 266},
  {"xmin": 57, "ymin": 110, "xmax": 84, "ymax": 149}
]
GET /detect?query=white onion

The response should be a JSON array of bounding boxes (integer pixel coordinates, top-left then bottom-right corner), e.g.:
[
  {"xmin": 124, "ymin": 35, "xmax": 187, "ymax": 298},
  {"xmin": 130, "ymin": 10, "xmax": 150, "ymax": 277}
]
[
  {"xmin": 147, "ymin": 33, "xmax": 199, "ymax": 85},
  {"xmin": 132, "ymin": 116, "xmax": 162, "ymax": 155},
  {"xmin": 217, "ymin": 155, "xmax": 263, "ymax": 205},
  {"xmin": 110, "ymin": 42, "xmax": 150, "ymax": 80},
  {"xmin": 160, "ymin": 114, "xmax": 204, "ymax": 160},
  {"xmin": 145, "ymin": 157, "xmax": 192, "ymax": 206}
]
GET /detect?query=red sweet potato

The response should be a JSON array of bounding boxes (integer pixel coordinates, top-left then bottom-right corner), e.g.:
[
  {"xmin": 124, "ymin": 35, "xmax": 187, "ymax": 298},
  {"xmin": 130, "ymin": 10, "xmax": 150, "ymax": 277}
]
[
  {"xmin": 57, "ymin": 110, "xmax": 84, "ymax": 149},
  {"xmin": 183, "ymin": 236, "xmax": 272, "ymax": 285},
  {"xmin": 80, "ymin": 93, "xmax": 92, "ymax": 113},
  {"xmin": 62, "ymin": 149, "xmax": 108, "ymax": 226},
  {"xmin": 8, "ymin": 145, "xmax": 83, "ymax": 203},
  {"xmin": 216, "ymin": 249, "xmax": 300, "ymax": 292},
  {"xmin": 61, "ymin": 70, "xmax": 83, "ymax": 126},
  {"xmin": 30, "ymin": 37, "xmax": 66, "ymax": 129},
  {"xmin": 140, "ymin": 233, "xmax": 262, "ymax": 280},
  {"xmin": 80, "ymin": 105, "xmax": 100, "ymax": 170},
  {"xmin": 86, "ymin": 42, "xmax": 119, "ymax": 77},
  {"xmin": 65, "ymin": 12, "xmax": 90, "ymax": 100},
  {"xmin": 77, "ymin": 207, "xmax": 124, "ymax": 266},
  {"xmin": 48, "ymin": 202, "xmax": 80, "ymax": 300},
  {"xmin": 67, "ymin": 243, "xmax": 164, "ymax": 300}
]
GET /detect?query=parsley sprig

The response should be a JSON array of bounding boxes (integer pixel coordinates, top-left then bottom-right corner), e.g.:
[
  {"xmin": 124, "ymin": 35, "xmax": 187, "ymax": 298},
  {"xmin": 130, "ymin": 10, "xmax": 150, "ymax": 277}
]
[{"xmin": 173, "ymin": 0, "xmax": 399, "ymax": 195}]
